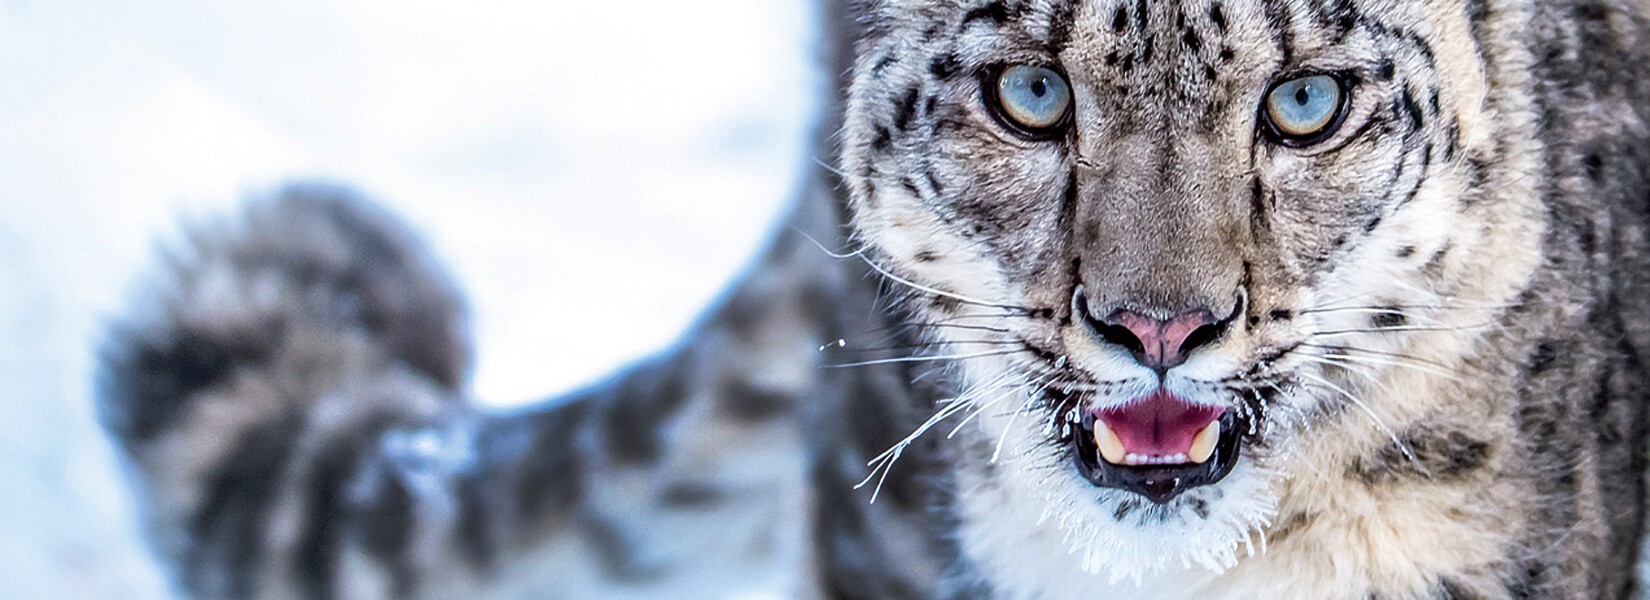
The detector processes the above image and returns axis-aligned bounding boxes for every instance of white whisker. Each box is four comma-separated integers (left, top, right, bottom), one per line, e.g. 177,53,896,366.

1294,370,1420,468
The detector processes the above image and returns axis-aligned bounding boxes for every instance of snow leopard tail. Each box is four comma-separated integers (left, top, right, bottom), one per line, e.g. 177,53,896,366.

94,180,866,599
96,183,474,598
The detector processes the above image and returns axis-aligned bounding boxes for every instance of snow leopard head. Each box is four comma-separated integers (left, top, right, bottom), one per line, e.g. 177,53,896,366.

838,0,1539,581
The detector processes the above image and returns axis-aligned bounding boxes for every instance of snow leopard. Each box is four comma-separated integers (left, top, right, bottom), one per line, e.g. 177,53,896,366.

97,0,1650,598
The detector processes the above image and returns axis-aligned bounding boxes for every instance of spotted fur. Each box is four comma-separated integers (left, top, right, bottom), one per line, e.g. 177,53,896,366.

98,0,1650,598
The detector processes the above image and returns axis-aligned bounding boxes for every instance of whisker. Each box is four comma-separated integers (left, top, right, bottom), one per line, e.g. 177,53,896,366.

798,231,1039,314
823,348,1028,369
1293,371,1421,469
856,368,1027,502
1292,355,1386,389
1309,321,1497,337
993,375,1059,463
1300,346,1463,381
830,339,1028,354
853,322,1017,337
1298,342,1456,371
948,381,1035,438
1295,302,1512,316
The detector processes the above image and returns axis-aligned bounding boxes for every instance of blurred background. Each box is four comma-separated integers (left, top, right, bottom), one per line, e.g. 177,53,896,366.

0,0,816,596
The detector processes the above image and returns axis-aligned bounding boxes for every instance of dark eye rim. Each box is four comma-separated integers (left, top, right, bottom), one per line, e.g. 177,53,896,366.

1259,71,1355,148
978,63,1074,141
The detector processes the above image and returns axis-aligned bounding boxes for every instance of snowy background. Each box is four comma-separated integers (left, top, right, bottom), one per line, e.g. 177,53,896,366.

0,0,815,596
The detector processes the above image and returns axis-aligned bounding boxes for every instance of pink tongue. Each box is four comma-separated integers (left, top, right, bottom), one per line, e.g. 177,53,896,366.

1097,391,1225,457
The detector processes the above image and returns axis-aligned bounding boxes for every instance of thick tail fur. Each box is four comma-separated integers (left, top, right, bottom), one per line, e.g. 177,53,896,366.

97,183,472,598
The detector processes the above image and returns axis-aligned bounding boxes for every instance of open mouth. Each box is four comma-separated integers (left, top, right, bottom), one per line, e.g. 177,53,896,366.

1068,390,1245,504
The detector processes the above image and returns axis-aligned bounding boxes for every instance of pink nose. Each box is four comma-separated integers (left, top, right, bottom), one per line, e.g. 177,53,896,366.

1100,309,1220,370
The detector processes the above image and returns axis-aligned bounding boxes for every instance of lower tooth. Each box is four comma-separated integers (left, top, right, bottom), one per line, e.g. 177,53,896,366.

1189,420,1221,464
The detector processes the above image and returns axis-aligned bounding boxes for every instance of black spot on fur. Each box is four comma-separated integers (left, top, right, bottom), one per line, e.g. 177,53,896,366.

1424,242,1452,273
892,88,920,131
659,481,725,509
1182,28,1201,52
1218,47,1234,63
509,400,590,526
871,54,896,74
1371,308,1407,328
600,357,690,464
1267,511,1314,545
929,54,959,79
923,169,944,197
1045,4,1075,52
930,294,961,314
1396,245,1416,258
913,249,940,263
1529,341,1559,374
1269,309,1293,321
901,177,923,199
1583,152,1604,182
1437,577,1483,599
962,1,1009,26
1112,500,1136,520
582,513,652,580
1351,427,1491,484
453,469,500,573
1187,497,1210,519
1377,59,1395,81
1249,177,1269,229
352,461,418,594
719,378,794,422
1445,122,1462,161
100,323,273,442
188,415,302,598
1364,216,1383,233
1112,6,1129,32
297,412,400,600
1209,3,1226,30
1401,88,1425,131
871,126,892,152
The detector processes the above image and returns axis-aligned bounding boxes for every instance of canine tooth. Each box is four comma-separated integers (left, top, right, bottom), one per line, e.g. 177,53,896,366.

1189,420,1221,464
1095,420,1126,464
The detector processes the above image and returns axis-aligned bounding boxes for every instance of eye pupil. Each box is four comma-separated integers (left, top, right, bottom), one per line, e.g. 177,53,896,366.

1294,88,1309,105
1031,79,1047,97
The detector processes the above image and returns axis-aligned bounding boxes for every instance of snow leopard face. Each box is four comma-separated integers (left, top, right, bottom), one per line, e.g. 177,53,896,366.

841,0,1528,581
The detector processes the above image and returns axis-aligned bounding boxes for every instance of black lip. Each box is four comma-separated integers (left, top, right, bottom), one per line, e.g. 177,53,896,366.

1068,409,1245,504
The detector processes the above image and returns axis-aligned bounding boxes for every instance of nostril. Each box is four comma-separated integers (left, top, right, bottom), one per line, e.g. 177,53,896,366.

1176,318,1226,358
1072,286,1148,361
1093,321,1148,356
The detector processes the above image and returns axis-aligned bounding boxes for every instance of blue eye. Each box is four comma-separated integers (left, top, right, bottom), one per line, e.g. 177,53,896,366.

1263,74,1346,143
992,65,1072,134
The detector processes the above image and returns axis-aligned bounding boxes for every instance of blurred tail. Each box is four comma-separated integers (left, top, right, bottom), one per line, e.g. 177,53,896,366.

96,183,472,598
